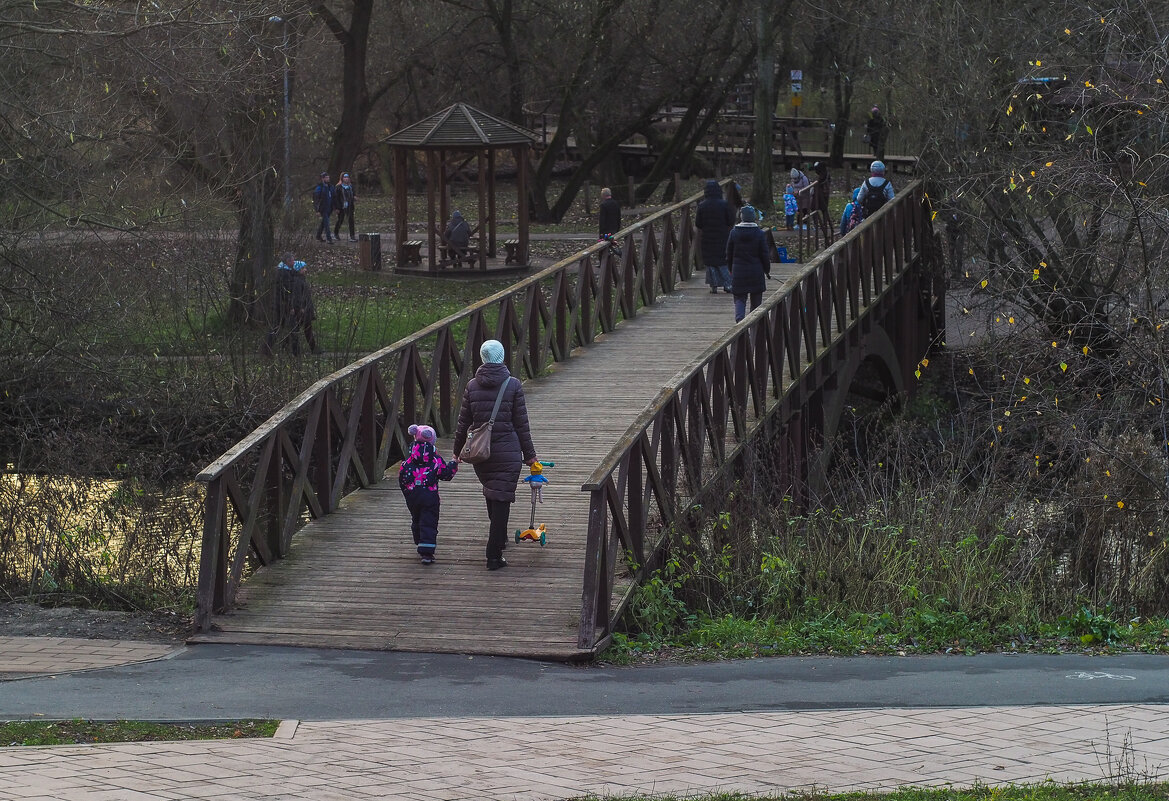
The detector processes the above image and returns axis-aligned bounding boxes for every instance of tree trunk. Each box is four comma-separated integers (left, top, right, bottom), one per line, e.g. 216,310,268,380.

228,168,279,326
322,0,374,175
751,0,776,211
831,68,852,167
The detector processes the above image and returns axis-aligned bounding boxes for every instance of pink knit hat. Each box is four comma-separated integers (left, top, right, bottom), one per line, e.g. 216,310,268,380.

408,424,436,445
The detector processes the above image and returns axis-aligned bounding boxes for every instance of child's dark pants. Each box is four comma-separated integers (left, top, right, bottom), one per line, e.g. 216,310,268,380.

404,488,440,556
485,499,510,562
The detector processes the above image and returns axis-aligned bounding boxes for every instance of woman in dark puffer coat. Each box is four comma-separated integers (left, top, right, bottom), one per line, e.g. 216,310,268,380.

453,339,538,570
726,206,771,322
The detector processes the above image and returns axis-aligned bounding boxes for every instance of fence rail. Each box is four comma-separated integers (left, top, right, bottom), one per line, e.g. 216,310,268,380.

194,179,732,629
576,180,940,649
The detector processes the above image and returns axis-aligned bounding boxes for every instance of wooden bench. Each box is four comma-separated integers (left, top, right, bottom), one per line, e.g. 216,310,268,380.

503,239,521,265
401,241,423,265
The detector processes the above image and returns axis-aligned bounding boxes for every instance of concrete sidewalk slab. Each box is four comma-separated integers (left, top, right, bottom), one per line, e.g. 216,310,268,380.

0,704,1165,800
0,638,178,680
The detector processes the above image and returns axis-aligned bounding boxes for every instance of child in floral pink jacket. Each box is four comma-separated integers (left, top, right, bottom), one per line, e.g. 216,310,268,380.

398,424,458,564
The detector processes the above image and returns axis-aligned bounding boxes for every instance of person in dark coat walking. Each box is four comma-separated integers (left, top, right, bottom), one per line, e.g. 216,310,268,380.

333,172,357,242
453,339,538,571
598,187,621,238
313,172,335,243
694,180,734,293
263,252,319,356
398,424,458,565
726,206,771,322
865,106,887,160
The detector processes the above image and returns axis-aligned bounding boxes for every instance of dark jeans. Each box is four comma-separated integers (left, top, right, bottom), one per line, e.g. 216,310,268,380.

485,498,511,561
264,317,317,356
316,212,333,241
734,291,763,322
334,205,355,239
404,488,440,556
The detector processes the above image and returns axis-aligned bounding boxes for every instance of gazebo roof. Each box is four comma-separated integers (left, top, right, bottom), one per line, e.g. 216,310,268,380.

383,103,538,148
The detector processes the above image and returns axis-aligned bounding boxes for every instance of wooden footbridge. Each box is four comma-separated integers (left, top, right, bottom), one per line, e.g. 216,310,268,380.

192,180,944,660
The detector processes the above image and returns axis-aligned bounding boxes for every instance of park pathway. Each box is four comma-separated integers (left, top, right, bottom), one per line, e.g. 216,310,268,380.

2,704,1165,800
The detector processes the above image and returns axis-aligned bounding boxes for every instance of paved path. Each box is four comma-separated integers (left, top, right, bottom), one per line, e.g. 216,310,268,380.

4,642,1169,719
2,704,1165,800
0,638,177,680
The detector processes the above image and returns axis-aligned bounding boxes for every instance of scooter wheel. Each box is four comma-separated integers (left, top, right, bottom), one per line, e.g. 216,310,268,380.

539,532,546,546
514,530,521,544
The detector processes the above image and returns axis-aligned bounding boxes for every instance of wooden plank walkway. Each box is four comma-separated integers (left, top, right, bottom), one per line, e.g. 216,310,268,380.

192,267,802,659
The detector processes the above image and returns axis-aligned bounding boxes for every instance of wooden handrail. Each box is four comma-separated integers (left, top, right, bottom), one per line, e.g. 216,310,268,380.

575,180,941,650
194,177,734,629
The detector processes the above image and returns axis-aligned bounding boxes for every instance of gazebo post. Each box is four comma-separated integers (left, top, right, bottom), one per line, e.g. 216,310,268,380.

438,149,450,267
477,149,488,271
487,149,497,258
515,145,529,266
426,150,437,273
394,147,408,268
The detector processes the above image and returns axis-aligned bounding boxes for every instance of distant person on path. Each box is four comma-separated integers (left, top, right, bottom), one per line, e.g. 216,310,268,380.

789,167,811,230
453,340,538,571
313,172,335,244
782,184,797,230
264,252,319,356
726,206,771,323
695,180,734,294
856,160,895,220
398,424,458,565
443,210,471,266
865,106,887,160
598,187,621,238
333,172,357,242
812,161,831,230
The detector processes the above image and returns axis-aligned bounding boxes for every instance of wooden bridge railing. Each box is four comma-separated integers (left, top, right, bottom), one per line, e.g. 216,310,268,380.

577,180,941,650
193,179,734,629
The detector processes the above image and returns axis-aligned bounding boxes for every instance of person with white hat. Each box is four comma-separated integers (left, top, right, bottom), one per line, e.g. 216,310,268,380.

453,340,539,570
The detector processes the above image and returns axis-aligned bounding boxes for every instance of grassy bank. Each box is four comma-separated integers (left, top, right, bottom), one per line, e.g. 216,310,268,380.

1,719,278,746
576,787,1168,801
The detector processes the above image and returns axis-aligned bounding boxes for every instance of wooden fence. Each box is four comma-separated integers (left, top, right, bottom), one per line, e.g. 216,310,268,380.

577,180,941,649
194,179,733,629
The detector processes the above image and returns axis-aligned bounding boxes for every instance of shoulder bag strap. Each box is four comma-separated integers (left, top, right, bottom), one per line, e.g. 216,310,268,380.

487,377,514,424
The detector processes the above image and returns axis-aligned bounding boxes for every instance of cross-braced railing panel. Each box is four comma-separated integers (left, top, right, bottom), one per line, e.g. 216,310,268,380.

195,179,734,629
578,181,942,650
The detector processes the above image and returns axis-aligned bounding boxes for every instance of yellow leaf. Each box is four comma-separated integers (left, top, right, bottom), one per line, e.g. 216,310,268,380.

1036,60,1042,66
1065,27,1071,34
969,368,975,375
921,358,929,367
1083,346,1089,355
980,279,988,288
1040,261,1047,267
1023,377,1030,384
1045,162,1053,167
1117,501,1124,509
1008,317,1015,324
1060,362,1068,371
997,425,1002,432
1052,342,1058,347
1004,410,1011,416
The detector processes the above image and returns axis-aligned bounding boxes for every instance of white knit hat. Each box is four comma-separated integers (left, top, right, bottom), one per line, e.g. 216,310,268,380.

480,340,505,364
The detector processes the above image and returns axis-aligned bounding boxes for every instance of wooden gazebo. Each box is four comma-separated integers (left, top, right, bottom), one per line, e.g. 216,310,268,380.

383,103,538,272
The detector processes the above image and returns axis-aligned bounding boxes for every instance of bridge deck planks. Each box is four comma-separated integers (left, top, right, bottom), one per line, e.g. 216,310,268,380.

192,266,802,658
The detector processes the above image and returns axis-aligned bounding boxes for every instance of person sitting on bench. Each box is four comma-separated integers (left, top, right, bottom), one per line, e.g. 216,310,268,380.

443,210,472,267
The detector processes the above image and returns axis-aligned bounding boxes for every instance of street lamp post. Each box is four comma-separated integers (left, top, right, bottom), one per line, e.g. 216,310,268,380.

269,16,292,208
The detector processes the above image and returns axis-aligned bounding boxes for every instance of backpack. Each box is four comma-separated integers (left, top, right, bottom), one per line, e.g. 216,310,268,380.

845,203,863,233
860,179,889,217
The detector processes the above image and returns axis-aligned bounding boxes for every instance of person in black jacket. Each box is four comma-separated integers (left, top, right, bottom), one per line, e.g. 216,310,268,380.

694,180,734,293
312,172,334,243
453,339,539,571
598,187,621,238
725,206,771,322
332,172,357,242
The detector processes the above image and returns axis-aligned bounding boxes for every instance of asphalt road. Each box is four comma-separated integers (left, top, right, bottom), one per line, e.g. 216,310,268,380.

2,646,1167,721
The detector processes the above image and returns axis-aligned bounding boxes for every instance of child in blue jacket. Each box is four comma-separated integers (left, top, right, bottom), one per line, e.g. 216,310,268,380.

399,424,458,564
783,185,797,230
